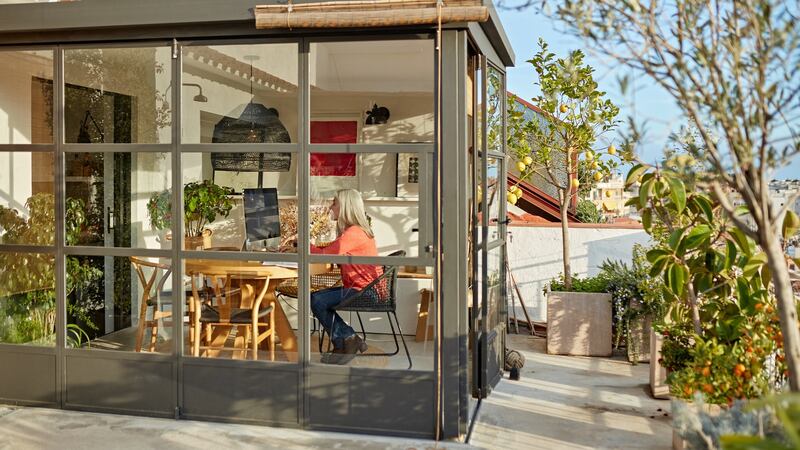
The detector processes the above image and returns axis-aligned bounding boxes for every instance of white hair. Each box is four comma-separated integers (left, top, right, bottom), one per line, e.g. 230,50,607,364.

334,189,374,239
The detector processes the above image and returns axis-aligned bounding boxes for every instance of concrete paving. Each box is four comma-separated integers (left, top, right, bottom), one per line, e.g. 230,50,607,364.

470,334,673,449
0,334,671,450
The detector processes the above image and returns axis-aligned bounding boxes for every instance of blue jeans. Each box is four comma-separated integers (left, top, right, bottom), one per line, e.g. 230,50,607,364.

311,287,358,349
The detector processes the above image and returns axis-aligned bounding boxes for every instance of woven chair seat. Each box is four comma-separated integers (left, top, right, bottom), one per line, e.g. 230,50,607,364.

275,269,343,298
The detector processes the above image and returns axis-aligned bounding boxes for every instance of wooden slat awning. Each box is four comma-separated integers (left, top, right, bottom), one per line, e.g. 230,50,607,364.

255,0,489,29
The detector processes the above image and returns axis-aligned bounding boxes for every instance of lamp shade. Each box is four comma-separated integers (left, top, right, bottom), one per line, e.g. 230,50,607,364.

211,103,291,172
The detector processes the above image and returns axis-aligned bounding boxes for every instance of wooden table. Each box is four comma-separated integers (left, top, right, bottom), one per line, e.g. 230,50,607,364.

184,260,327,355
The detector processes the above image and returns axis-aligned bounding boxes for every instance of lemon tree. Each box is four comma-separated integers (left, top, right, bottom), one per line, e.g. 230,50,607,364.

507,39,622,289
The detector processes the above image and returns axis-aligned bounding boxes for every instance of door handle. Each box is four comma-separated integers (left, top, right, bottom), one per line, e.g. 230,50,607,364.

107,207,115,234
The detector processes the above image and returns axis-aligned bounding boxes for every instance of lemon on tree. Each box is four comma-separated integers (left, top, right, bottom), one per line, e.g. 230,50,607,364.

523,156,533,165
593,172,603,181
591,161,599,170
516,161,527,172
507,192,518,205
607,144,617,156
571,178,580,189
584,151,594,162
559,104,568,113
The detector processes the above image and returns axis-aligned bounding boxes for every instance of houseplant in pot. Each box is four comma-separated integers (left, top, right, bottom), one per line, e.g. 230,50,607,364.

147,180,235,250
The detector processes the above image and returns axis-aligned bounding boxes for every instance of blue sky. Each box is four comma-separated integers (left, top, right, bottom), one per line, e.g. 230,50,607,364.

497,7,800,180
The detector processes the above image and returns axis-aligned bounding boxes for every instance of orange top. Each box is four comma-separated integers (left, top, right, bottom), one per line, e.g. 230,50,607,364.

310,225,382,290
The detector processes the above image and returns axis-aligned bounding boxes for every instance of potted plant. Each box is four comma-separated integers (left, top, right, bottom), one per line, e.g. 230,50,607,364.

147,180,234,250
600,245,666,364
544,274,613,356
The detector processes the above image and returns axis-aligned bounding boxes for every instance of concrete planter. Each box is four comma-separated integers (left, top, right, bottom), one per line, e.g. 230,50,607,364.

650,330,670,399
546,291,612,356
627,315,652,363
671,401,723,450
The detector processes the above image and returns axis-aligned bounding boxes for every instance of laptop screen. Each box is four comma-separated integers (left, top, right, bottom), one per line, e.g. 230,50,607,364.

242,188,281,250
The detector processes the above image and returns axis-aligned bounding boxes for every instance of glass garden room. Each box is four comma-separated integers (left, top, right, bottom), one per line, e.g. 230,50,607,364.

0,0,513,439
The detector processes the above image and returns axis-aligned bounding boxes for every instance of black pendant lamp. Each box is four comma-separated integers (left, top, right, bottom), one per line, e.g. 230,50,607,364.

211,54,291,187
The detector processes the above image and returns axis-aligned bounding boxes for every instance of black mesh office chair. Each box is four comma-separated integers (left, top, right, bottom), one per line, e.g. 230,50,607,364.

326,250,411,369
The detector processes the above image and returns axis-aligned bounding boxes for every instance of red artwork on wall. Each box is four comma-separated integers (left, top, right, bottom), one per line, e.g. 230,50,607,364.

310,121,357,176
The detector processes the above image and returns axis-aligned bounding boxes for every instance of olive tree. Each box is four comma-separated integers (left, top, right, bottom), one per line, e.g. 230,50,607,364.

531,0,800,389
507,39,620,289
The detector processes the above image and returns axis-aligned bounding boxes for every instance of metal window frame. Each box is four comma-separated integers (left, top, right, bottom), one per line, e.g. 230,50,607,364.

0,30,450,437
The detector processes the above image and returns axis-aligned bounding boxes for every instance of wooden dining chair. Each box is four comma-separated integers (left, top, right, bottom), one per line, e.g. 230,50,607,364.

130,256,173,353
189,273,275,361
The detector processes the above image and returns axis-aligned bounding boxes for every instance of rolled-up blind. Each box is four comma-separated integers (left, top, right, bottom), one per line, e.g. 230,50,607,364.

255,0,489,29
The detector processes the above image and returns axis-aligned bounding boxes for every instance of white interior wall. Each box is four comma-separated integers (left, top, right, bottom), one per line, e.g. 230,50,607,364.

0,51,51,224
507,224,651,323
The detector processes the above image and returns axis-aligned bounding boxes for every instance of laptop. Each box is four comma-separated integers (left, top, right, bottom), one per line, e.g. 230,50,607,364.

242,188,281,251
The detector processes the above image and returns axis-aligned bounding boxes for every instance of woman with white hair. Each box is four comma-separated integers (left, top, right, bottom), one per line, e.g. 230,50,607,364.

310,189,381,364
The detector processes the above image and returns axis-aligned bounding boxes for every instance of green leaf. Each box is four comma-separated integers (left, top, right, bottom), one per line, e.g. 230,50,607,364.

720,434,789,450
737,278,754,310
649,257,669,276
646,248,671,263
728,227,752,257
668,263,686,297
668,228,685,250
724,240,737,271
783,210,800,239
638,178,655,208
684,225,712,250
642,208,652,230
693,195,714,222
666,176,686,213
743,253,768,278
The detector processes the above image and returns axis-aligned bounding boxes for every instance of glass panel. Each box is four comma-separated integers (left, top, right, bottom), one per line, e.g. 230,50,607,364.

183,257,298,362
487,67,503,154
64,47,172,144
181,43,298,144
487,245,503,329
0,252,55,346
487,157,502,241
307,261,433,370
309,40,434,144
308,153,421,258
0,152,55,245
0,50,53,144
64,152,171,249
67,255,172,352
182,152,297,253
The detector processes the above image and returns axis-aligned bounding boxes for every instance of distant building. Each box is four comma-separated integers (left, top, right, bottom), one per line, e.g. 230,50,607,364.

587,174,637,221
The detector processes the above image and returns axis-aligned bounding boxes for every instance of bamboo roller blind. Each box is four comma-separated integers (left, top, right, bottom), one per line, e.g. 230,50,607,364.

255,0,489,29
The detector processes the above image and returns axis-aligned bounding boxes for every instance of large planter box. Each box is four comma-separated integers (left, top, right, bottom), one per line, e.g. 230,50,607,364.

546,291,612,356
650,330,670,399
627,315,652,363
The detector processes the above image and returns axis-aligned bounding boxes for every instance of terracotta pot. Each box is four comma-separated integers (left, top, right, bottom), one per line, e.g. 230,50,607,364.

185,229,213,250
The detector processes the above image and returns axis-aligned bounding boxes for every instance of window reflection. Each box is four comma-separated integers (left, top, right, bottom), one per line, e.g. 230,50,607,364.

0,152,55,245
64,47,172,144
64,152,171,249
0,50,53,144
181,43,298,144
0,252,55,346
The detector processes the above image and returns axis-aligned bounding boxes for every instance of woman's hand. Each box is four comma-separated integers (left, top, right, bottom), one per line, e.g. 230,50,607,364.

279,234,297,252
